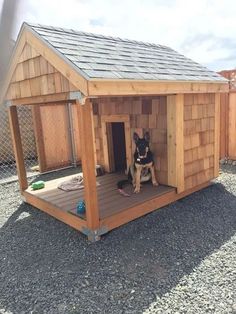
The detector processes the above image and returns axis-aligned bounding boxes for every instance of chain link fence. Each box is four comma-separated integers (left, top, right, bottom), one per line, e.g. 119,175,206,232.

0,103,39,184
0,103,80,186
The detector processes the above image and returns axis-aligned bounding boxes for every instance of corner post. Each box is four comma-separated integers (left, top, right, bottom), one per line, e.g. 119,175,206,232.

8,105,28,192
76,98,100,240
167,94,184,193
214,93,220,177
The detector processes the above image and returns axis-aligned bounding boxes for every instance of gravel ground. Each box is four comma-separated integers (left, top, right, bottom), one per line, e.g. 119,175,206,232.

0,165,236,314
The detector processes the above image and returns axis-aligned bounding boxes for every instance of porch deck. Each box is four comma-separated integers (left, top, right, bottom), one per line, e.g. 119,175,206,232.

24,173,175,220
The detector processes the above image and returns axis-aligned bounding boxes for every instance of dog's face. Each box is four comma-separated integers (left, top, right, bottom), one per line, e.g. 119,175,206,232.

133,132,150,158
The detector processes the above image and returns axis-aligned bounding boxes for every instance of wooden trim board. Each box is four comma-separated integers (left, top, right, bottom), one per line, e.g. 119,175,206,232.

88,80,228,97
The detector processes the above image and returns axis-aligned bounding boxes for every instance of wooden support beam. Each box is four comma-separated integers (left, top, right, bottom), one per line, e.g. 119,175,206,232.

214,93,220,177
167,94,184,193
8,105,28,192
76,98,100,237
88,80,228,97
11,92,76,106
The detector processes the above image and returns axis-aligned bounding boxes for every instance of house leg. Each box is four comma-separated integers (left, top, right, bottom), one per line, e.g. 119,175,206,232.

76,98,100,241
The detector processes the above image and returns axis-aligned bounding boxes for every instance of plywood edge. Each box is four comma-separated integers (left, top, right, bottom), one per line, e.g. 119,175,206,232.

100,181,210,232
23,190,87,232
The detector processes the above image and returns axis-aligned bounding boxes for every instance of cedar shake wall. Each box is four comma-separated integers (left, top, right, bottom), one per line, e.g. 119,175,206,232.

6,43,76,100
184,94,215,190
92,96,168,184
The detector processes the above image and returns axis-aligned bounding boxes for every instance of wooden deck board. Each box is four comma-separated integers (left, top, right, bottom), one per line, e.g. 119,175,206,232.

25,173,175,220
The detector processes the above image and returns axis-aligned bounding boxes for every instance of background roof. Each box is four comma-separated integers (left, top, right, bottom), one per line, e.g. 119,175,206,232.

26,23,226,82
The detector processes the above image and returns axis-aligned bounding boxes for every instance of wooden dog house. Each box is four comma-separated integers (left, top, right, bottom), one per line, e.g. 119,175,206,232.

2,23,228,241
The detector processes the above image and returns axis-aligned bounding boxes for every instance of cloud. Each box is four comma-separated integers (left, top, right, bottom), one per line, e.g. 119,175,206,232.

4,0,236,71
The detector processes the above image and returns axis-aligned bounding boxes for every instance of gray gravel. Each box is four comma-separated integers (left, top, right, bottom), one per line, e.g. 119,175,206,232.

0,165,236,314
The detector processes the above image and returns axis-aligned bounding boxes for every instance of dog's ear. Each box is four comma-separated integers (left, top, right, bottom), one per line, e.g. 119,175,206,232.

133,132,139,143
144,132,150,142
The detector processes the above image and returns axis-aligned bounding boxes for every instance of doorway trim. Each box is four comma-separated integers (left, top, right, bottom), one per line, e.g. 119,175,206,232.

101,115,132,172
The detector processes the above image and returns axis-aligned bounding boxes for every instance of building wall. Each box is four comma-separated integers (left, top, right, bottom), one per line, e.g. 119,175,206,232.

184,94,216,190
6,43,76,100
92,96,168,184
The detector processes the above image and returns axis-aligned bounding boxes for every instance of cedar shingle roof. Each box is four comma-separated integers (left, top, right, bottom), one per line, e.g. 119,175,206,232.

26,23,226,82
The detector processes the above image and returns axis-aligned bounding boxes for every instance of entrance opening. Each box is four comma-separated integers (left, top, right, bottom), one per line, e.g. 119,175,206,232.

107,122,127,172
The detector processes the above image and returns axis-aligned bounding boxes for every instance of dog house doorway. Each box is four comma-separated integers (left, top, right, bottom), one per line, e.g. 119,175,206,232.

110,122,126,171
101,115,132,173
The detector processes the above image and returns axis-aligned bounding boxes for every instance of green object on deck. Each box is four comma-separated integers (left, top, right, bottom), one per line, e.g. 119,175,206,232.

31,181,45,190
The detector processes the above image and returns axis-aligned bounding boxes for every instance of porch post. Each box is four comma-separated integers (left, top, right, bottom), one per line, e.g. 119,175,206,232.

167,94,184,193
76,98,100,240
8,105,28,192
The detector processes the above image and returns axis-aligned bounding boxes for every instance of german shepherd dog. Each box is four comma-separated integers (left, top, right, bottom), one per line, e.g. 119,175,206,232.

117,132,158,195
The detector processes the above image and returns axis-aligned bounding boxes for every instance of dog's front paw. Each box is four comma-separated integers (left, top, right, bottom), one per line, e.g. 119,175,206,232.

134,187,140,193
152,181,159,186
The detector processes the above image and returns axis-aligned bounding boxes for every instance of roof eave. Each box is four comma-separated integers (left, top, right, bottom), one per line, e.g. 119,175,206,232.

87,78,229,97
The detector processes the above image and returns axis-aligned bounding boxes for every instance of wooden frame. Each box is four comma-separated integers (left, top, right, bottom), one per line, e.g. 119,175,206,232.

101,115,132,172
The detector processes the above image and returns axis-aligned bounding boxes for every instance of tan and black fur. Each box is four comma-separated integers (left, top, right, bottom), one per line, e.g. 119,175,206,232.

117,132,158,194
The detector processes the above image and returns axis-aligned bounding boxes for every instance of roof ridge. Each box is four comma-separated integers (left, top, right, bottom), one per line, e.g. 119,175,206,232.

25,22,170,50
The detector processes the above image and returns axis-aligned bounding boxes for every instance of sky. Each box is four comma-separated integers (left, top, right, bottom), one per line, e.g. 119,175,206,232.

1,0,236,71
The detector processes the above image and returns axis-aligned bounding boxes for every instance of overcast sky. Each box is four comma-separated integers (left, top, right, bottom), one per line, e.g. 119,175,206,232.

1,0,236,71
